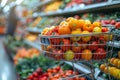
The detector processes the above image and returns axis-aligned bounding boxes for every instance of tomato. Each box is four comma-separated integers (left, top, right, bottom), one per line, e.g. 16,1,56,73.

81,31,91,42
47,68,53,73
36,68,42,74
93,27,102,33
49,32,61,45
93,21,101,28
71,29,81,41
104,20,111,24
81,49,92,60
58,21,71,34
60,39,71,52
55,66,60,71
94,48,106,59
79,41,87,50
88,41,98,51
52,26,59,33
83,21,93,32
98,36,106,48
52,69,57,73
102,27,108,32
28,75,33,79
33,72,39,77
115,22,120,29
72,42,81,53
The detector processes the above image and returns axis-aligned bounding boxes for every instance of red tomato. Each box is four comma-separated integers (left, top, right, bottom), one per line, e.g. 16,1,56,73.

115,22,120,29
102,27,108,32
94,48,106,59
49,32,61,45
33,72,39,77
88,41,98,51
72,42,81,53
98,36,106,48
36,68,42,74
28,75,33,79
60,39,71,52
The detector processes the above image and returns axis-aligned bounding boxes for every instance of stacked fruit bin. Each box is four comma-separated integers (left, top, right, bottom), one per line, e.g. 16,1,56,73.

39,17,114,79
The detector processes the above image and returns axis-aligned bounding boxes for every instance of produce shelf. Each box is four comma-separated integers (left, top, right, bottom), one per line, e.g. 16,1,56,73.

24,39,41,50
38,1,120,17
26,27,43,33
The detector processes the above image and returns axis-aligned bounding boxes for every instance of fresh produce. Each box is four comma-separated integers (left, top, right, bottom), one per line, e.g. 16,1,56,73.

109,58,120,68
41,17,109,60
64,50,74,60
71,29,81,41
72,42,81,53
81,31,91,42
81,49,92,60
115,22,120,29
100,64,120,79
14,48,40,64
93,27,102,33
60,39,71,52
93,48,106,59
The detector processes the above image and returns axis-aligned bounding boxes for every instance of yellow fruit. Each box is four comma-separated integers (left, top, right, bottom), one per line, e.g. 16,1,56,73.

100,64,106,71
93,27,102,33
117,60,120,68
71,29,82,41
113,69,120,78
81,49,92,60
104,34,113,41
109,67,116,76
104,66,110,73
81,31,91,42
110,58,115,63
64,50,74,61
113,59,119,66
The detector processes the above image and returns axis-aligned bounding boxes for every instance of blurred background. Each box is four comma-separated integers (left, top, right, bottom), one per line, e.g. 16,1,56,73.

0,0,120,80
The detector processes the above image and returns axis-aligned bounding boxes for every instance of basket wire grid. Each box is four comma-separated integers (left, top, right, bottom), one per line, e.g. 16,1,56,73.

39,32,114,80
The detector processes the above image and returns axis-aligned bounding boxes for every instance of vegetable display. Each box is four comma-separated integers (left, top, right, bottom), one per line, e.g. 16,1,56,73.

40,17,112,61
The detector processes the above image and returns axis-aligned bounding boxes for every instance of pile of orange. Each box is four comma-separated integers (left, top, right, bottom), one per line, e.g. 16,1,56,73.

41,17,109,61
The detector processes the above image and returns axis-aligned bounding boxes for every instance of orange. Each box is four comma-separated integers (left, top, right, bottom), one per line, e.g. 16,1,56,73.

81,49,92,60
113,59,119,66
110,58,115,63
83,20,94,32
104,66,110,73
93,21,101,28
78,19,85,29
117,60,120,68
58,21,71,35
100,64,106,71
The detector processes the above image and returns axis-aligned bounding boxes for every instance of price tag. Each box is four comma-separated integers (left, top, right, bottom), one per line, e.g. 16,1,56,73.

94,68,101,79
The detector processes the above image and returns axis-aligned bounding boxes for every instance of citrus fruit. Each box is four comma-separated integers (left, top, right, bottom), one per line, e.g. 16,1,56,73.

64,50,74,60
100,64,106,71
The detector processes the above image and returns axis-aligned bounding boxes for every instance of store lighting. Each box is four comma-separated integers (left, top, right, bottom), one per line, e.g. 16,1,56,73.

15,0,24,5
0,0,8,7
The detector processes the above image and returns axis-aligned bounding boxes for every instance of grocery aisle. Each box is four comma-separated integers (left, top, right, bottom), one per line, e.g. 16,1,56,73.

0,38,17,80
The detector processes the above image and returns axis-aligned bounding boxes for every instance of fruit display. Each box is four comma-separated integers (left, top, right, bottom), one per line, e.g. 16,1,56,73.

14,48,40,64
16,55,78,80
45,1,62,13
25,33,38,42
29,17,64,28
100,64,120,79
108,58,120,68
27,66,86,80
40,17,112,61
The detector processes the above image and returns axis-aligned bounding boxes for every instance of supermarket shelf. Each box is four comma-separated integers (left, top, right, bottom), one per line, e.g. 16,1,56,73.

107,41,120,48
38,1,120,17
35,0,53,8
26,27,43,33
24,39,41,50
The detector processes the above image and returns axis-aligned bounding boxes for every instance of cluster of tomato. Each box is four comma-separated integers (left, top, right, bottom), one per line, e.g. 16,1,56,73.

27,66,87,80
41,17,111,61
